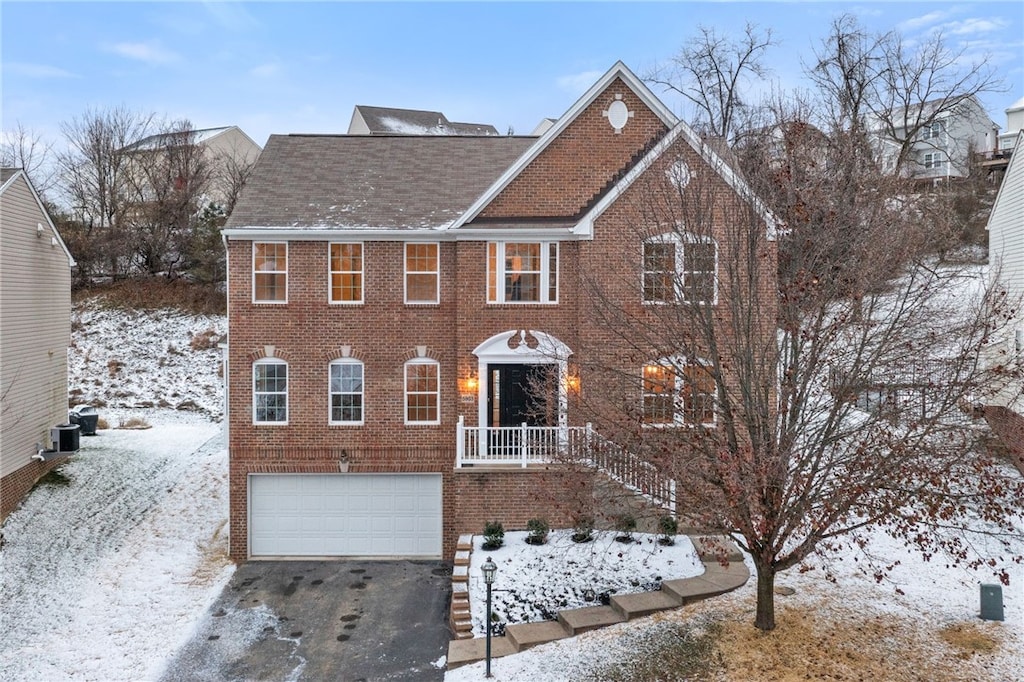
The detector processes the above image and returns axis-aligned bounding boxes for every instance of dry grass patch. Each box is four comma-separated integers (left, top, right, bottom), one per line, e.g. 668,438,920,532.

710,604,1005,681
191,519,230,586
116,416,151,430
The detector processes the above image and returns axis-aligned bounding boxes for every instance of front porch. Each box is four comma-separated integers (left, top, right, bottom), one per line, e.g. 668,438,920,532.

454,417,678,513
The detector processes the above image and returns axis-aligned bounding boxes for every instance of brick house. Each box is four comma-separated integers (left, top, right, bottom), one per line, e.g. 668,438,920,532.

222,62,778,561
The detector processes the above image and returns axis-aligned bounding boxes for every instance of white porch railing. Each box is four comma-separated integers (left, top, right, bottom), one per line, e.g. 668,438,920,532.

455,416,677,512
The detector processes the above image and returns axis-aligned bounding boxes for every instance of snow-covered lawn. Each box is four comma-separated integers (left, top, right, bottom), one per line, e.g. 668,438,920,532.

467,530,703,636
0,412,233,681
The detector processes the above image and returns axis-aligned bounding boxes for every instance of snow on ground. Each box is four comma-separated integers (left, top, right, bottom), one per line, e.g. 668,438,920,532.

0,414,233,681
69,301,226,419
446,517,1024,682
468,530,702,636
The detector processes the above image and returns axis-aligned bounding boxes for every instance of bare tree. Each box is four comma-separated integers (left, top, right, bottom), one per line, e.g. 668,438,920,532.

0,122,57,198
56,107,155,279
574,137,1022,632
647,23,776,143
806,14,1000,175
122,119,213,276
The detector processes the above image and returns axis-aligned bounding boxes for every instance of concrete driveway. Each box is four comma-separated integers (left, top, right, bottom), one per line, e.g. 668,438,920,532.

160,560,452,682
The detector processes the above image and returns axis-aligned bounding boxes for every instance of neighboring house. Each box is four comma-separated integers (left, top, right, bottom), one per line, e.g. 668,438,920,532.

348,105,499,136
984,131,1024,469
222,62,777,562
997,97,1024,152
871,95,1000,180
0,168,76,521
123,126,262,208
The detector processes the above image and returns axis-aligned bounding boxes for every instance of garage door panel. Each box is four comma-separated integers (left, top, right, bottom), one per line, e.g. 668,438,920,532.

249,474,442,558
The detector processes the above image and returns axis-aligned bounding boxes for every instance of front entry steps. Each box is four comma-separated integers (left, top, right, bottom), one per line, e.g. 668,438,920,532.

446,535,749,669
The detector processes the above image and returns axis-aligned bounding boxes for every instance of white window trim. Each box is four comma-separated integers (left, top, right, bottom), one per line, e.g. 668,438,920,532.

329,359,365,426
487,242,559,304
641,357,716,428
404,242,440,305
404,358,440,425
328,242,364,305
252,241,288,304
922,152,946,169
253,358,288,425
641,232,718,305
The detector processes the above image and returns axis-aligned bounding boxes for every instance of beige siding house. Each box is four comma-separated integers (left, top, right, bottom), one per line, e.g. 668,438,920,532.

1,168,76,520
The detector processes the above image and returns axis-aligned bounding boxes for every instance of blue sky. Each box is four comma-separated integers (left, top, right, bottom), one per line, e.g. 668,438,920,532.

2,1,1023,149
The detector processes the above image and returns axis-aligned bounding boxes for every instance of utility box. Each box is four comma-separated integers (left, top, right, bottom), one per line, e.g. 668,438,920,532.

980,584,1004,621
50,424,80,454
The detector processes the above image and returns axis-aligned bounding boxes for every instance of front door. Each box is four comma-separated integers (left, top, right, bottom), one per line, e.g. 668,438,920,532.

487,363,556,427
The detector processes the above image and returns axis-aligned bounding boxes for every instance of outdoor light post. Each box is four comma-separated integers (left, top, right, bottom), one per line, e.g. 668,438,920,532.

481,556,497,679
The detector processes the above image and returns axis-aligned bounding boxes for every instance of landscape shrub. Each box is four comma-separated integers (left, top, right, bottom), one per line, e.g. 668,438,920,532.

482,520,504,550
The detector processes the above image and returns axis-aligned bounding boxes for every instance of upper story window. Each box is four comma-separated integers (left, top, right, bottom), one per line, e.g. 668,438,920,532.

329,359,364,424
405,359,440,425
487,242,558,304
330,243,363,304
254,359,288,424
253,242,287,303
642,358,715,427
920,121,943,141
405,243,439,304
923,152,946,169
642,234,716,304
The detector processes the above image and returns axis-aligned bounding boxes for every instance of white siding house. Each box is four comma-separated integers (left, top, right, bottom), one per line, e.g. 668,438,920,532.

0,168,76,520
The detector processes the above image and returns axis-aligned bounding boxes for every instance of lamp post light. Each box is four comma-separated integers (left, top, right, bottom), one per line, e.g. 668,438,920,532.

481,556,497,678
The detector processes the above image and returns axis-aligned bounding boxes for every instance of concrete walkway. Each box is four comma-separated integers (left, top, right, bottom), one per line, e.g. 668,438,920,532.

447,536,749,669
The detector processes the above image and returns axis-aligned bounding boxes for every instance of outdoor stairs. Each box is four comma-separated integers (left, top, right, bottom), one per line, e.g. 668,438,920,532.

449,535,475,640
446,535,749,669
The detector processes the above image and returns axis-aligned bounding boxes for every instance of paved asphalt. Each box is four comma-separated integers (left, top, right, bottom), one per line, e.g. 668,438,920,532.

160,560,452,682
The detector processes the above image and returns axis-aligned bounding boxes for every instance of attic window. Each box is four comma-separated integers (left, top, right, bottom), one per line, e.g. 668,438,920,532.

604,94,633,134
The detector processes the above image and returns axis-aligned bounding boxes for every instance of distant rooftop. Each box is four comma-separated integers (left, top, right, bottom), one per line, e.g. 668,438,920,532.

348,105,499,136
123,126,239,152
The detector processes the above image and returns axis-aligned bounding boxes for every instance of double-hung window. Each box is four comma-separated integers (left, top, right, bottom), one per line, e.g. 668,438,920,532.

920,121,943,141
254,359,288,424
642,358,715,426
253,242,287,303
330,243,363,303
405,359,440,425
923,152,946,169
642,234,716,304
405,243,439,304
487,242,558,304
329,360,364,424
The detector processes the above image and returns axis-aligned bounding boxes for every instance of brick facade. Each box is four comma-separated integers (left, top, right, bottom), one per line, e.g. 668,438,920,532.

1,456,69,521
224,63,777,562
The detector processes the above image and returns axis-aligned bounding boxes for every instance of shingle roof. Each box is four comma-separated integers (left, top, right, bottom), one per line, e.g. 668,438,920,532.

352,105,499,136
123,126,235,151
225,135,534,230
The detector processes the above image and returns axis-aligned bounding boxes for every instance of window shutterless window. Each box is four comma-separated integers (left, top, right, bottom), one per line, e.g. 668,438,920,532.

405,359,439,424
253,242,287,303
329,360,364,424
923,152,945,169
487,242,558,303
641,359,715,426
405,243,439,304
254,359,287,424
330,243,363,303
642,235,716,304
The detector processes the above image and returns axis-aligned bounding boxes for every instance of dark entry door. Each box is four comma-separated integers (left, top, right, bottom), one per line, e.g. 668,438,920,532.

487,363,556,427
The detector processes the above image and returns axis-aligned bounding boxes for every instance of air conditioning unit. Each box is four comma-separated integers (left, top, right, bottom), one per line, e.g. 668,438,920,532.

50,424,81,453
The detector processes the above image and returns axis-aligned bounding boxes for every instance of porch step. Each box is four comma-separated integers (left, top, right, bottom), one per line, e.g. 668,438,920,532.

453,618,473,633
456,534,474,552
452,565,469,583
454,550,471,566
452,630,475,641
557,605,625,635
505,620,570,651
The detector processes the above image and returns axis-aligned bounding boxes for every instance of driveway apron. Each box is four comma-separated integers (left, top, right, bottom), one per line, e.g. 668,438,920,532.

160,560,451,681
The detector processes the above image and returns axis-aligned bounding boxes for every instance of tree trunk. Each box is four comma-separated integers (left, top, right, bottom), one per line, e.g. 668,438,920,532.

754,562,777,631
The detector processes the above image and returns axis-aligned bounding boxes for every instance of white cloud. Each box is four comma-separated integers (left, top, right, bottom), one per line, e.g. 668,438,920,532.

249,62,282,79
3,62,76,78
943,17,1009,36
103,41,180,65
557,70,604,95
899,8,960,32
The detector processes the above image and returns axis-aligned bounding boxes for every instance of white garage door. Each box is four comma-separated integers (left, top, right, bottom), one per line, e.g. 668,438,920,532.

249,474,442,558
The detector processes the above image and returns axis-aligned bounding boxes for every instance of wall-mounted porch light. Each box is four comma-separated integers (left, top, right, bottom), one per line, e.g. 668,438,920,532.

461,370,479,394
